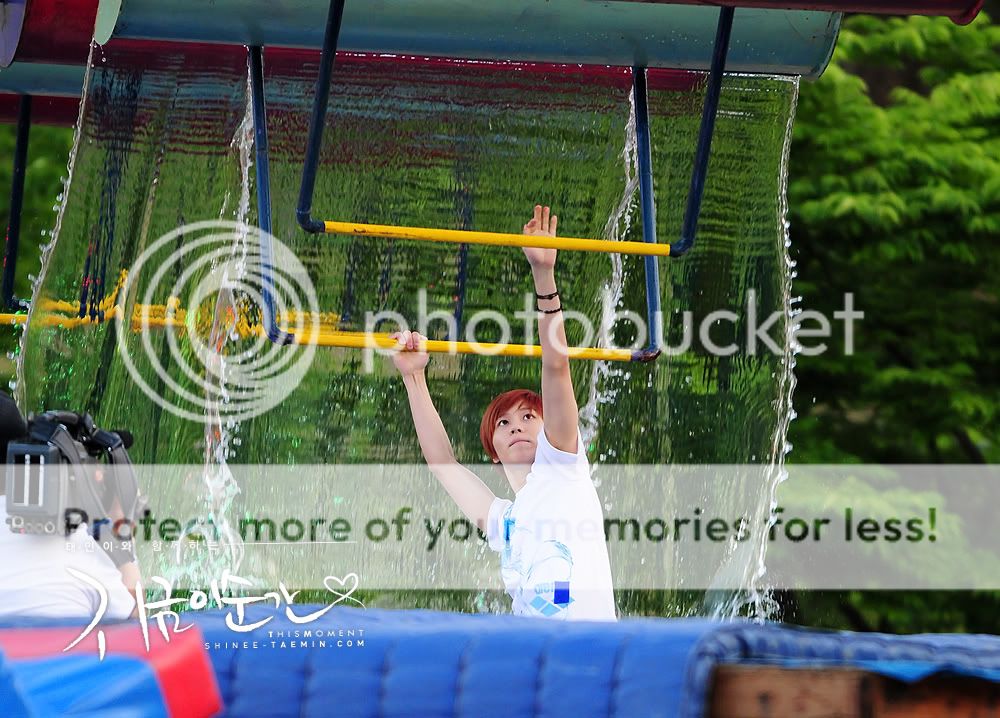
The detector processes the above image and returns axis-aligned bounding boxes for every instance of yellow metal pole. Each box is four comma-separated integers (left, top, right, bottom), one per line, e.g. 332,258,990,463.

0,308,122,328
289,328,647,362
324,221,672,257
4,312,659,362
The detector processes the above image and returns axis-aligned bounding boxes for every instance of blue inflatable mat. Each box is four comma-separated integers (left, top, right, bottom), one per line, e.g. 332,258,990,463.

4,608,1000,717
184,606,1000,718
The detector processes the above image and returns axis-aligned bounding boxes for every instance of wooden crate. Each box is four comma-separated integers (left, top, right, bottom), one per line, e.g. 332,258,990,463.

710,665,1000,718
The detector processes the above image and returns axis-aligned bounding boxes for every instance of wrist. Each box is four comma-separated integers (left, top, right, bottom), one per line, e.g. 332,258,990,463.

531,267,557,293
401,369,426,386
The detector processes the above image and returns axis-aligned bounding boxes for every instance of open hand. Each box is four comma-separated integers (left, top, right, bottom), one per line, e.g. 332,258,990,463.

522,204,558,270
389,330,430,376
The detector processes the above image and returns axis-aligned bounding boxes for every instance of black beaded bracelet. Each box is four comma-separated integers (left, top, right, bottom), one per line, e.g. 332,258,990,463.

539,305,563,314
535,290,559,300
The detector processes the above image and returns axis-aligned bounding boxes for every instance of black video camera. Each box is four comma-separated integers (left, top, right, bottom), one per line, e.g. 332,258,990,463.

4,410,144,567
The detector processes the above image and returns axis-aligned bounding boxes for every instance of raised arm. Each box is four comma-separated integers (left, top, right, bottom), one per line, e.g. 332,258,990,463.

522,205,580,453
390,330,497,529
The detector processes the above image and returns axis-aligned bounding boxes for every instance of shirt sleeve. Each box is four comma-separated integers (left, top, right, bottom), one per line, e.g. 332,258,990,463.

103,570,136,620
486,496,513,553
78,531,136,620
532,426,589,476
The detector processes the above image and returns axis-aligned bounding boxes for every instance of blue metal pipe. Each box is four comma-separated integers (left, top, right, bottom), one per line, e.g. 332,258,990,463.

296,0,347,234
3,95,31,310
249,46,292,345
452,242,469,342
451,162,474,342
99,1,839,78
631,67,663,355
672,6,735,258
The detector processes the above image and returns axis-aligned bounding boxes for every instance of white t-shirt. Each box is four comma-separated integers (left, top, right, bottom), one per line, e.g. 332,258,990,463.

0,496,135,621
487,426,617,621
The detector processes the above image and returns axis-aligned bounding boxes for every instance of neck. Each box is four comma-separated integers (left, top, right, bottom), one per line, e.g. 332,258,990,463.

503,463,531,493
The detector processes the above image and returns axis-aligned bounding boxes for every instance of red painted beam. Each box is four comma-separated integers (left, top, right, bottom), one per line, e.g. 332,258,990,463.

0,94,78,125
0,41,702,130
14,0,100,64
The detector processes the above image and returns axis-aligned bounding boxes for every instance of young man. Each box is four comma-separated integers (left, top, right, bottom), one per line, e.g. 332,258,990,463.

390,205,616,621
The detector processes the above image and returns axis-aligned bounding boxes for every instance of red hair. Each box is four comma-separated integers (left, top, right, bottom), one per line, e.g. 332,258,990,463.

479,389,543,462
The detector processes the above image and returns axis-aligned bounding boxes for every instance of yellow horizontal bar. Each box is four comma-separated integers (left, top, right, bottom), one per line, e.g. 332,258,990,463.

36,269,130,315
285,329,650,362
324,221,671,257
0,308,121,328
1,309,342,333
4,312,656,362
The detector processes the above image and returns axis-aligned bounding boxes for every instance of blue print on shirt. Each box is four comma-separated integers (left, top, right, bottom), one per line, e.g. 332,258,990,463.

500,518,574,618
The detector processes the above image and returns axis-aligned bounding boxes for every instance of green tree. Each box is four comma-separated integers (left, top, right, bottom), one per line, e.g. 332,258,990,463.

0,122,73,382
788,13,1000,465
785,13,1000,633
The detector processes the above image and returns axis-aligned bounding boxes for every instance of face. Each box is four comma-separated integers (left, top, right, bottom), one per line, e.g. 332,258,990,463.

491,403,543,467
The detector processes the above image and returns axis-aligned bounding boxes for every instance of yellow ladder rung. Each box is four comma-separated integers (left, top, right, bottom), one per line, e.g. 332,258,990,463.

283,328,658,362
0,309,121,328
4,313,660,362
324,221,672,257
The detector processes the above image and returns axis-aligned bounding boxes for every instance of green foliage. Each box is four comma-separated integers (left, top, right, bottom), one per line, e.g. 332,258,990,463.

0,124,73,300
788,13,1000,465
786,13,1000,633
0,122,73,381
779,590,1000,634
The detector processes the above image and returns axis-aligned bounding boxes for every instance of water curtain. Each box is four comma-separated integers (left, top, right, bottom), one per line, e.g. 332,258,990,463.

18,42,798,616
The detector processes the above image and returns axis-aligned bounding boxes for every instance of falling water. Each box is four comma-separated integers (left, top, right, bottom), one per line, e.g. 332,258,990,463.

579,85,641,453
13,47,95,401
171,85,260,586
705,76,801,620
18,44,799,618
